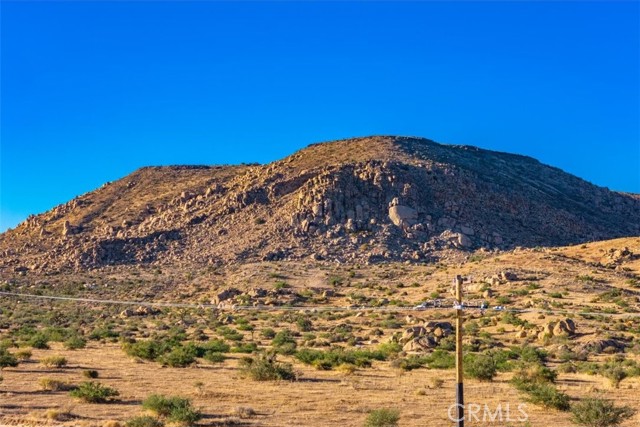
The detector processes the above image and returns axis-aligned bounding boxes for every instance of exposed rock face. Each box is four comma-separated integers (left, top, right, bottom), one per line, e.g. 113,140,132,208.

400,321,453,352
1,136,639,272
537,318,576,341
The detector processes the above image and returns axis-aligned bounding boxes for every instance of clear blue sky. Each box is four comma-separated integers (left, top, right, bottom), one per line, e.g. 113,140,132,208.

1,1,639,232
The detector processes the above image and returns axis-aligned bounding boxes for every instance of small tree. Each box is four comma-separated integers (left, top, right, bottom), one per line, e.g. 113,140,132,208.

571,396,635,427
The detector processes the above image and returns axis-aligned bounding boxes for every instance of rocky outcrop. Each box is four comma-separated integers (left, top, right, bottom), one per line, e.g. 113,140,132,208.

1,136,639,272
537,318,576,341
400,321,453,352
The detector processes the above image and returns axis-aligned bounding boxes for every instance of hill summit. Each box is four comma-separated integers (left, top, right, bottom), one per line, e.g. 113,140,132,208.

2,135,639,272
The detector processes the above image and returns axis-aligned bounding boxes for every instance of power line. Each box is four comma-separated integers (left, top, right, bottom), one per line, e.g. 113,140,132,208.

0,291,637,318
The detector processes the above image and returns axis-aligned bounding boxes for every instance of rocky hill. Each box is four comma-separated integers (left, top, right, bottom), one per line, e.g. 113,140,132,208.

1,136,639,273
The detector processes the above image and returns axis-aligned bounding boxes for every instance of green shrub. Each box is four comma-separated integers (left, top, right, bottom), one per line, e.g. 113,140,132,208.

513,364,558,385
295,347,387,370
83,369,99,379
28,333,50,349
424,349,455,370
391,356,428,371
571,396,636,427
364,408,400,427
123,340,165,361
297,318,313,332
203,352,226,363
512,375,570,411
602,366,627,388
64,336,87,350
159,347,196,368
126,416,164,427
216,326,243,341
239,354,296,381
231,342,258,354
0,349,18,369
464,354,497,381
41,356,67,368
261,328,276,339
69,381,119,403
200,339,230,354
142,394,202,424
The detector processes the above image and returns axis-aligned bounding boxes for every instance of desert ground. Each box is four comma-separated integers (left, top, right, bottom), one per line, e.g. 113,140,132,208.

1,237,639,426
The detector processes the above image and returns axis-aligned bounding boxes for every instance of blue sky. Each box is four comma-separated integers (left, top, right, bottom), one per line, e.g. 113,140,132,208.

1,1,639,232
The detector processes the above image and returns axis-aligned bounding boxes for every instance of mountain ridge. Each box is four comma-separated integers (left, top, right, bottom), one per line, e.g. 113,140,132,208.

1,135,639,273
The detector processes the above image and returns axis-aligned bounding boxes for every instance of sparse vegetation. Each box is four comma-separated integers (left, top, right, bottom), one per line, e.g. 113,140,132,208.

364,408,400,427
239,354,296,381
571,396,636,427
142,394,202,424
41,356,68,368
69,381,119,403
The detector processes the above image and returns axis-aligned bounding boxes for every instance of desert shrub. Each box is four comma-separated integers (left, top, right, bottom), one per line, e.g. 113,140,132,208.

431,378,445,388
514,344,548,364
512,374,570,411
296,318,313,332
261,328,276,339
216,326,243,341
64,336,87,350
230,342,258,354
126,416,164,427
142,394,201,424
203,352,226,363
364,408,400,427
295,347,387,370
0,348,18,369
14,349,32,361
200,339,230,354
391,356,428,371
232,406,256,419
39,377,74,391
28,333,50,349
44,408,75,421
83,369,99,379
602,365,627,388
272,329,297,354
41,356,67,368
69,381,119,403
159,347,196,368
571,396,636,427
239,354,296,381
424,349,455,370
123,339,165,361
464,353,497,381
88,326,119,341
513,364,558,385
376,341,402,357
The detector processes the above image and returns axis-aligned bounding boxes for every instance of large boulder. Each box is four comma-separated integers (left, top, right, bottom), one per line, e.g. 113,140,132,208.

388,205,418,227
211,287,242,305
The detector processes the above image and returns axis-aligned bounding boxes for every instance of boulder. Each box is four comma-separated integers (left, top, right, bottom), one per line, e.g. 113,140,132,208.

401,326,426,342
388,205,418,227
457,233,472,247
212,287,241,305
515,330,527,339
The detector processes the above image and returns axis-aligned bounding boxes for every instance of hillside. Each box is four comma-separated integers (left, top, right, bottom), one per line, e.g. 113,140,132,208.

1,135,639,273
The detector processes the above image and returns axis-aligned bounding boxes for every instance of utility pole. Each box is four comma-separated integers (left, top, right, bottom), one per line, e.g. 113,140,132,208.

455,275,464,427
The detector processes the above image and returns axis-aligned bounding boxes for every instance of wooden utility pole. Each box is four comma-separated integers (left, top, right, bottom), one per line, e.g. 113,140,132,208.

455,275,464,427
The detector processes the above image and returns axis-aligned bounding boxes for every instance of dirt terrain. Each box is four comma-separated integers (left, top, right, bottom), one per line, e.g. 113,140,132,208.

1,237,639,426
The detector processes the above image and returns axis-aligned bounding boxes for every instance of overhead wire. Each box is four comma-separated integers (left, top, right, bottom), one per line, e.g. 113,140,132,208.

0,291,637,318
